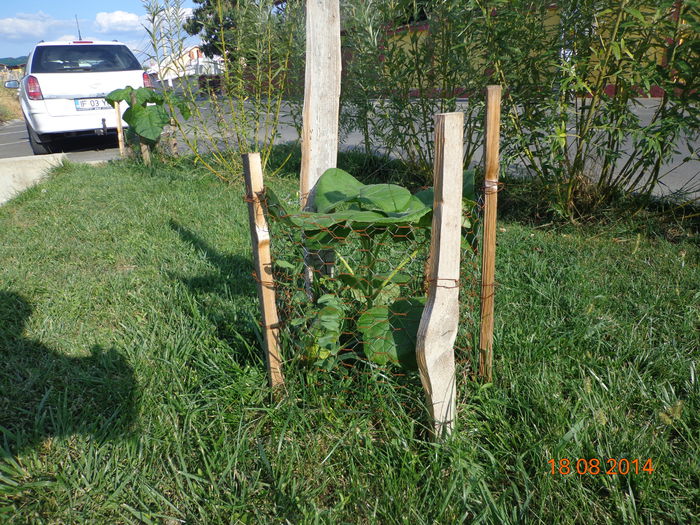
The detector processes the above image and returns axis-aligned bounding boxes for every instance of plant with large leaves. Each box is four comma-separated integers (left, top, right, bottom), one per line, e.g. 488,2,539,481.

266,167,477,370
105,86,191,150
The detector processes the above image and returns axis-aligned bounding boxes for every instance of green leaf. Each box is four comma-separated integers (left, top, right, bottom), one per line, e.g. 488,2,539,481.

357,298,426,369
611,42,621,61
371,272,411,305
133,87,163,106
287,212,346,231
315,168,364,213
287,206,430,232
329,209,387,223
123,104,170,142
387,193,431,216
171,96,191,120
463,169,476,202
105,86,134,107
414,188,434,207
624,7,647,25
462,198,477,214
304,294,345,361
357,184,412,213
336,273,368,303
303,228,342,250
372,272,411,286
275,259,296,270
264,188,296,226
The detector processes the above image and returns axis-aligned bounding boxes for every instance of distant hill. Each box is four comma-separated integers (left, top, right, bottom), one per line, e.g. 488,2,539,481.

0,56,28,67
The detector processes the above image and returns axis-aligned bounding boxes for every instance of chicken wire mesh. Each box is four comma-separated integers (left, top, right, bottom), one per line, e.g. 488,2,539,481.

253,167,483,377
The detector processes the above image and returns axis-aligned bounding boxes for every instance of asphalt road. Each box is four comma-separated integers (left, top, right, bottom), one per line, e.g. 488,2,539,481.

0,119,121,163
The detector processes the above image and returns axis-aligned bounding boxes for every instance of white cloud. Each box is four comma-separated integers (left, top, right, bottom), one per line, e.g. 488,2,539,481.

0,11,63,40
95,11,144,33
148,7,194,32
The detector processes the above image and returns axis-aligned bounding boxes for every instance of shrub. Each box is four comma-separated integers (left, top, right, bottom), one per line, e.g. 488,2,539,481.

342,0,699,218
145,0,304,182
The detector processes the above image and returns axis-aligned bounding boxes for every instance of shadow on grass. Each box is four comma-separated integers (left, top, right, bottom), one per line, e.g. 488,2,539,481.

0,291,136,456
496,172,700,236
169,219,256,298
168,220,264,367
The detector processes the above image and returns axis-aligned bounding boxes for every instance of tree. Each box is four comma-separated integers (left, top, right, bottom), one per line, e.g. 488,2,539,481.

184,0,294,58
183,0,239,57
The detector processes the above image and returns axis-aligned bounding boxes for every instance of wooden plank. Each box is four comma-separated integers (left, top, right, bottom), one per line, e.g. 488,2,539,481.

115,101,126,157
242,152,285,391
299,0,341,210
478,85,502,383
416,112,464,438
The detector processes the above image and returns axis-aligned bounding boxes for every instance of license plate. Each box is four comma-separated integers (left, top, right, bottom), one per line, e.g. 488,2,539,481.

74,98,111,111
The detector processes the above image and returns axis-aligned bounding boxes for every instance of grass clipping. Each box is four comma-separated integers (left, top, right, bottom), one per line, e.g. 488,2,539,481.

0,87,22,123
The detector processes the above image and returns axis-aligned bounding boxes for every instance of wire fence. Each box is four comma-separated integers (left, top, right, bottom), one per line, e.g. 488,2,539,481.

258,178,483,378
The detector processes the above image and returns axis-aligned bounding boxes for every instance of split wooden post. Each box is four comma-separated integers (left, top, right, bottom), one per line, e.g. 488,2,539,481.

114,101,126,157
242,152,285,391
299,0,341,286
478,85,502,383
299,0,341,210
417,112,464,438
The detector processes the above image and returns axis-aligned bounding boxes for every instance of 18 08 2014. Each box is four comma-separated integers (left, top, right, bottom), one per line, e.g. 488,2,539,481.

548,458,654,475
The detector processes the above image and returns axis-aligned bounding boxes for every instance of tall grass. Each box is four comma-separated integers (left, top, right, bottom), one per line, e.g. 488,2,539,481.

0,87,21,123
0,158,697,523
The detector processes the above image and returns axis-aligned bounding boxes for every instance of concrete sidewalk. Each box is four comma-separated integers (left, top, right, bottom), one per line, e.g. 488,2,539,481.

0,153,66,205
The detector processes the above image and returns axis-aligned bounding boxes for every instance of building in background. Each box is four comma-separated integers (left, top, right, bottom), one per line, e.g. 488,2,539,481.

0,57,27,83
147,45,223,90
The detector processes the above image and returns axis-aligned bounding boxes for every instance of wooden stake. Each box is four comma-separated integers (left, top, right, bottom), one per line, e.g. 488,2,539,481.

130,92,151,166
478,85,502,383
115,101,126,157
299,0,341,210
416,112,464,438
169,118,178,157
242,152,285,391
140,141,151,166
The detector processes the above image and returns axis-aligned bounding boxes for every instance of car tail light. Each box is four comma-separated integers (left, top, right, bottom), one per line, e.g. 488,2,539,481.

143,71,153,89
26,76,43,100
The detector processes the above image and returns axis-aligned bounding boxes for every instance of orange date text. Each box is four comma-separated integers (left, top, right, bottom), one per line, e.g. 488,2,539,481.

548,458,654,475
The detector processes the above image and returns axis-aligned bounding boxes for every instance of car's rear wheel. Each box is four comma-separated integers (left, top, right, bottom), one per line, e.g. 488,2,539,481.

26,122,52,155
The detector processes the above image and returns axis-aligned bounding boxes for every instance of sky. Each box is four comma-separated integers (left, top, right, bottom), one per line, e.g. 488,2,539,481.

0,0,198,62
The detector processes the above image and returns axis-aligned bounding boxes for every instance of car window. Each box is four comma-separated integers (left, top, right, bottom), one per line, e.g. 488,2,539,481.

31,45,141,74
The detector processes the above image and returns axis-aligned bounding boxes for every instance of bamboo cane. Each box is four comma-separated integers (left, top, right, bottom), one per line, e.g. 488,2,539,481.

478,85,502,382
114,101,125,157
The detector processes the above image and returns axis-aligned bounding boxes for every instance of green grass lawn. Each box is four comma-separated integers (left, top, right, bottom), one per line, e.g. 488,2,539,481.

0,158,698,523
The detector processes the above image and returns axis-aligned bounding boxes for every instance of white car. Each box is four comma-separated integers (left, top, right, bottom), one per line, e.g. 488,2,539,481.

4,40,151,155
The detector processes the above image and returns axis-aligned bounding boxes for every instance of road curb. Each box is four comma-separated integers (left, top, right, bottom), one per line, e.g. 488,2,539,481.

0,153,67,205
